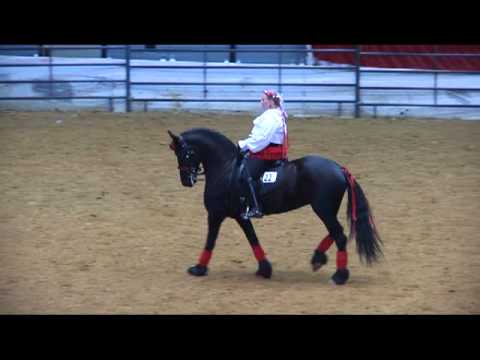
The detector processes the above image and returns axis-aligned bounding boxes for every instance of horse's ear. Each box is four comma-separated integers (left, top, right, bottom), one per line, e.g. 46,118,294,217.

167,130,179,151
168,130,178,141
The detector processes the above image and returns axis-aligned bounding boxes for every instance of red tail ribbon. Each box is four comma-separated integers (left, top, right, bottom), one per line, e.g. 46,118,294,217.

342,167,357,222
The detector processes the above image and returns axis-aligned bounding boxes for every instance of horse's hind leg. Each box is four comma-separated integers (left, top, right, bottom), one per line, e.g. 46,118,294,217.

311,203,350,285
311,234,333,271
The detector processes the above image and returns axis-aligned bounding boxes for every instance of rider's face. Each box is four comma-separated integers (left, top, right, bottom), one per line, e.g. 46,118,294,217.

260,94,274,110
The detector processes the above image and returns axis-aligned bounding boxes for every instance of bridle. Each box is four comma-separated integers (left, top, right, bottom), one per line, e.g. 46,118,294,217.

169,132,244,194
170,137,205,185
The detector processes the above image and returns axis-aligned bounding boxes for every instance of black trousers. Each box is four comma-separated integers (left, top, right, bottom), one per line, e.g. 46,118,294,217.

240,157,276,211
243,157,276,182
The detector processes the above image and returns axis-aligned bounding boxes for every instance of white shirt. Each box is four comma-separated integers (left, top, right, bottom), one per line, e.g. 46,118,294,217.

238,108,287,153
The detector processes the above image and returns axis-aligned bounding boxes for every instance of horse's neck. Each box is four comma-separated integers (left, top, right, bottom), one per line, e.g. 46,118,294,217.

186,131,236,187
201,148,236,192
192,135,233,171
203,153,235,183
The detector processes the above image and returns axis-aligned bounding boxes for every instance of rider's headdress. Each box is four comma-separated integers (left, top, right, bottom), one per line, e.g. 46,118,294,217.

263,89,288,120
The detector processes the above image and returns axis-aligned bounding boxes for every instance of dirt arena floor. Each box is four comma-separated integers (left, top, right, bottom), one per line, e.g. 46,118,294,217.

0,110,479,314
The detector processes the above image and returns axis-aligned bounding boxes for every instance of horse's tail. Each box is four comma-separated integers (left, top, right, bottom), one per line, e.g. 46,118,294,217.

342,167,383,265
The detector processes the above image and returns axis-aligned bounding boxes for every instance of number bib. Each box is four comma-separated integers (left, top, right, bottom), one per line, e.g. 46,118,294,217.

261,172,278,183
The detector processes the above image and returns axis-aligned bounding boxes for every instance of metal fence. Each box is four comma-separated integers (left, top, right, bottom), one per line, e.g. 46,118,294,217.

0,45,128,111
1,45,480,117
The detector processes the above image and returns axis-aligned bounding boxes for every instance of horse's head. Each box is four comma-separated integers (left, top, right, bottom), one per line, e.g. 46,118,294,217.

168,130,203,187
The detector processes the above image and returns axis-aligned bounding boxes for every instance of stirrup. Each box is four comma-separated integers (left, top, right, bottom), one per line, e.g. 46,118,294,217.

241,207,264,220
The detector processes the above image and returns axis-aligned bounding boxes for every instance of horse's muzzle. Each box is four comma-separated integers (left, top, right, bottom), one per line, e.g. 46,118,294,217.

180,172,197,187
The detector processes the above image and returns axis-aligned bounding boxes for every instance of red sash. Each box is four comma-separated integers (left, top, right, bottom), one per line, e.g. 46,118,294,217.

249,144,286,160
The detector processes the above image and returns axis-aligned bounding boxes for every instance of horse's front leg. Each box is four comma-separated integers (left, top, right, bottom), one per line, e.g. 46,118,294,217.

188,213,225,277
235,217,272,279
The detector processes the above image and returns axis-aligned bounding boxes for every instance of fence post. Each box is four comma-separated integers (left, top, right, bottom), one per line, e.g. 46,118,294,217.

39,45,50,57
278,49,282,93
126,45,131,112
229,45,236,63
48,50,53,98
203,47,207,99
354,45,361,118
433,48,438,106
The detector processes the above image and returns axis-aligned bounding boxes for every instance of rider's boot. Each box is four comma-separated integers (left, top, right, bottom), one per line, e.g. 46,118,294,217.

241,176,263,220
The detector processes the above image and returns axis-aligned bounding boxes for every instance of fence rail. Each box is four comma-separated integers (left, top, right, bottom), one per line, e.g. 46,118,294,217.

1,45,480,117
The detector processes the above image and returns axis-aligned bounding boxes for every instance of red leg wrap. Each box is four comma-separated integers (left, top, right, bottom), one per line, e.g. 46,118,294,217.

252,245,266,262
198,249,212,266
317,235,334,253
336,251,348,269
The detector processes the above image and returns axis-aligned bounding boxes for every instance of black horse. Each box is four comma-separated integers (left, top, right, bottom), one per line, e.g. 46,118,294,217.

168,127,382,285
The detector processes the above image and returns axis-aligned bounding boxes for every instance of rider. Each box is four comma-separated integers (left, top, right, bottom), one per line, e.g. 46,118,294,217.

237,89,289,219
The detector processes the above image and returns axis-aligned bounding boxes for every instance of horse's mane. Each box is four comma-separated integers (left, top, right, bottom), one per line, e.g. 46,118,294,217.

181,128,236,153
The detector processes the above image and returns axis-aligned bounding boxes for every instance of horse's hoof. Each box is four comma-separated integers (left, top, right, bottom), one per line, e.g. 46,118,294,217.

188,264,208,277
331,268,349,285
311,250,328,272
256,259,272,279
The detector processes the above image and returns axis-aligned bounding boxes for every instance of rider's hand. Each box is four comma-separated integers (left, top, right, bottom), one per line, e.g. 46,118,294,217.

237,145,249,160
